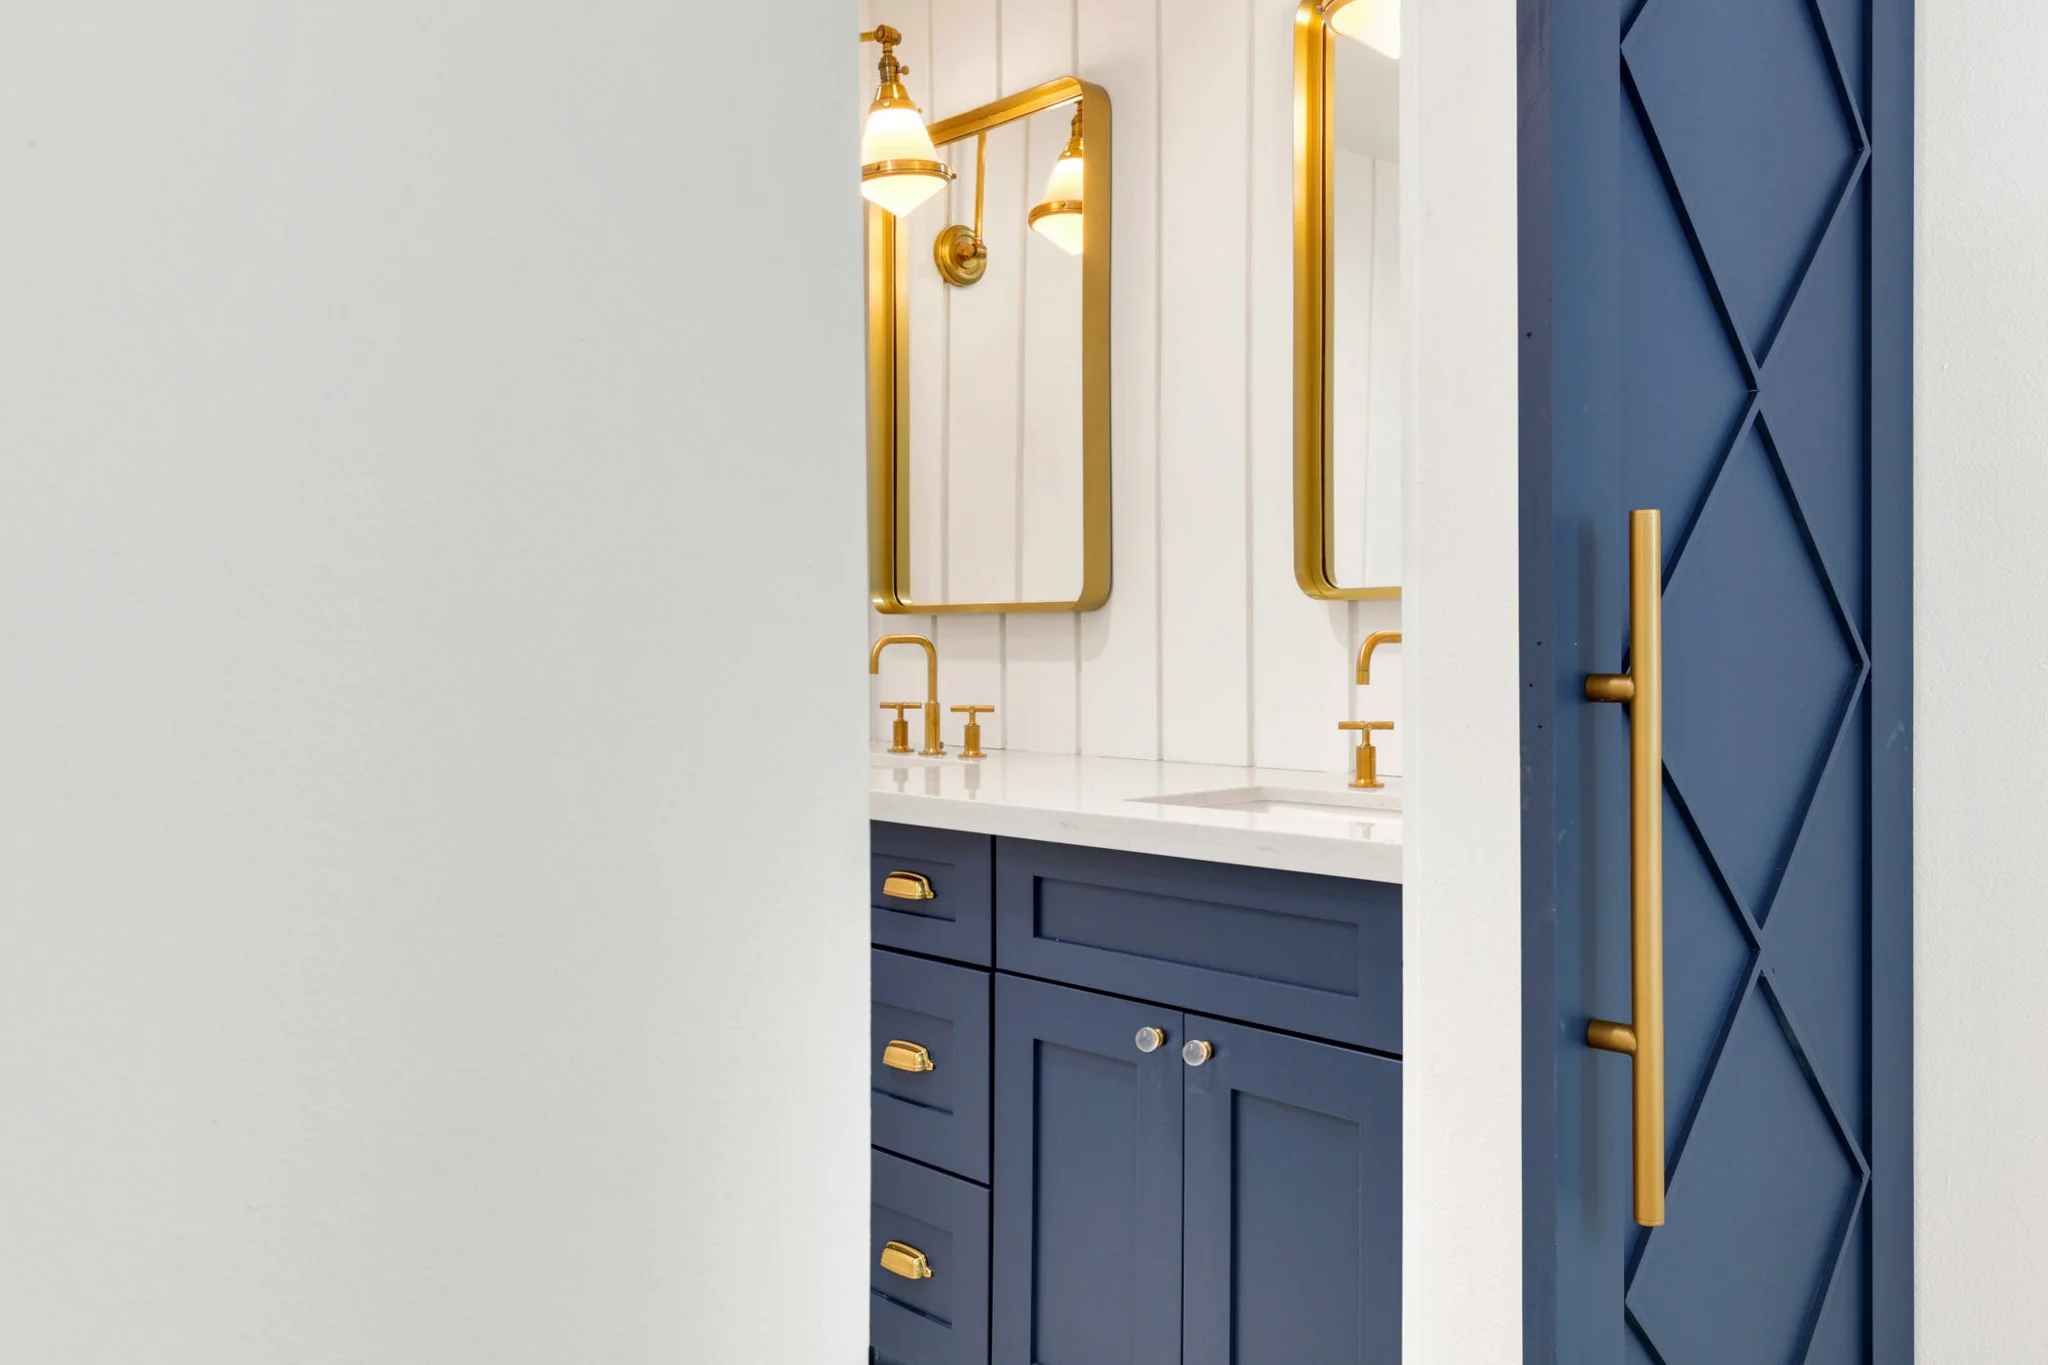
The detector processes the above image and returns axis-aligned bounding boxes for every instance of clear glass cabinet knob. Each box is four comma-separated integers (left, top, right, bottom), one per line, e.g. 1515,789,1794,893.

1134,1026,1168,1054
1182,1039,1213,1067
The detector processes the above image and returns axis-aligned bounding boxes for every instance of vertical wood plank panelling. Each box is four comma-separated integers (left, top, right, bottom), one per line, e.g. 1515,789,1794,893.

928,0,1008,750
862,0,1398,774
1001,2,1085,754
1157,0,1253,767
1075,0,1163,760
1248,0,1354,774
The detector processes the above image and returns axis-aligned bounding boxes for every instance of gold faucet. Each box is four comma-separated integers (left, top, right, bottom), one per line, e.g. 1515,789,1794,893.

1339,631,1401,788
870,634,945,756
1355,630,1401,684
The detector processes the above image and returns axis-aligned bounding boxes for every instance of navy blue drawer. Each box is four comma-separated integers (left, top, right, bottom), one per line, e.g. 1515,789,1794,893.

872,1148,990,1365
994,838,1401,1053
872,823,994,967
872,948,991,1184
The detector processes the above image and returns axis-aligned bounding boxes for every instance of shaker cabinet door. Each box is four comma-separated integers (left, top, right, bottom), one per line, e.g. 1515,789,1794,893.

990,974,1182,1365
1181,1016,1402,1365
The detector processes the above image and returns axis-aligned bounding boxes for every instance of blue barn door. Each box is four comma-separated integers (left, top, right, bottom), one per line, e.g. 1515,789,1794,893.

1520,0,1913,1362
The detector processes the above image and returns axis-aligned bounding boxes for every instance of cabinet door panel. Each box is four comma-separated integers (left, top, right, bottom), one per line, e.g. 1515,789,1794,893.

1182,1016,1401,1364
992,974,1182,1365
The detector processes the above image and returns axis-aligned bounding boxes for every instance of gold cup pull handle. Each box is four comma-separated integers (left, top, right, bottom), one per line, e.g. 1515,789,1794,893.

880,1240,933,1280
882,871,935,901
882,1040,934,1073
1585,508,1667,1229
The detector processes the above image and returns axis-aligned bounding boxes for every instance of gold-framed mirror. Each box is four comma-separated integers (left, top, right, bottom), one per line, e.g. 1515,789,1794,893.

1294,0,1402,601
867,77,1113,614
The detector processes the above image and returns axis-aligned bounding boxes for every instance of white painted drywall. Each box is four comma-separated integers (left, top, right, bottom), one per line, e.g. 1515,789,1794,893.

1916,2,2048,1357
865,0,1406,776
1399,0,1523,1358
0,3,868,1362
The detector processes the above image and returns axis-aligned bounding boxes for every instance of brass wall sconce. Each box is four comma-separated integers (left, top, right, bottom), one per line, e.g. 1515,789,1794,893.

867,74,1114,614
859,26,952,218
861,26,1094,288
1324,0,1400,59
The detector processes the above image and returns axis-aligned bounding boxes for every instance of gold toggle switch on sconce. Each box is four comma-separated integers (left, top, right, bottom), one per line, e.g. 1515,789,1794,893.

859,26,954,217
951,704,995,759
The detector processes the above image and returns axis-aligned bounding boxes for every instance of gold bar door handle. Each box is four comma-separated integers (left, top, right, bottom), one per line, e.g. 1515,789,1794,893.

1585,508,1667,1229
882,871,935,901
880,1240,933,1280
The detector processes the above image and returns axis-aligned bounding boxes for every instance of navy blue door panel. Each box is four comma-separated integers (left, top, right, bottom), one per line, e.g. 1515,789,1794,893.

873,822,995,966
872,1148,991,1365
872,948,992,1184
1520,0,1911,1358
991,974,1182,1365
994,838,1400,1053
1182,1016,1401,1365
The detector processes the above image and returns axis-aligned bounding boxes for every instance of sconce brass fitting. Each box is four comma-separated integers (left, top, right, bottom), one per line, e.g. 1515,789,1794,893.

934,132,990,287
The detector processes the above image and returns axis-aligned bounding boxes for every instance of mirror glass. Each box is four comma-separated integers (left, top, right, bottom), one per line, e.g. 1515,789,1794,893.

1329,30,1403,590
867,83,1108,615
899,105,1084,607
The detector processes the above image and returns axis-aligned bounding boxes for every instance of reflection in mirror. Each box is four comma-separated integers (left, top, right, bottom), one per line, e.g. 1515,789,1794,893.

905,104,1082,606
1331,35,1402,590
867,81,1111,615
1295,1,1402,600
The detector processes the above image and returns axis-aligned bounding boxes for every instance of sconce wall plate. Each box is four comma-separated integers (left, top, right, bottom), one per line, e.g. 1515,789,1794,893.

868,76,1113,615
1293,1,1400,602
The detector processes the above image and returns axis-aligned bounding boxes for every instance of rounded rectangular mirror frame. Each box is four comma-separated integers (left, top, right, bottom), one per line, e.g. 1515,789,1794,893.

867,77,1114,615
1293,2,1401,602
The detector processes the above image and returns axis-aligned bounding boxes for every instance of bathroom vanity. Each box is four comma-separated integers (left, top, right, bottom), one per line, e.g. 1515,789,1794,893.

866,751,1403,1365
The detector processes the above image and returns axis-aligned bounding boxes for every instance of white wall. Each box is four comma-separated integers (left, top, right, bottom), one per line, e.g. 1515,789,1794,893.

1399,0,1522,1357
866,0,1405,775
0,4,868,1362
1916,2,2048,1357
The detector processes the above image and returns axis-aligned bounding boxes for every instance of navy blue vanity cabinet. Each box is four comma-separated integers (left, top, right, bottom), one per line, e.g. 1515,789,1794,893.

872,1148,991,1365
872,822,995,966
871,823,1402,1365
991,974,1184,1365
994,837,1401,1053
871,947,992,1184
1182,1016,1402,1365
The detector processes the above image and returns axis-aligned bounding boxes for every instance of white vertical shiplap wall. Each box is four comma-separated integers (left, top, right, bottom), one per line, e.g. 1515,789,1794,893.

864,0,1404,775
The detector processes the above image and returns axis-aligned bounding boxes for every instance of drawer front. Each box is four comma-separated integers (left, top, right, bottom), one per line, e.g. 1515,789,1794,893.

872,1148,990,1365
872,823,994,967
995,838,1401,1052
872,948,991,1183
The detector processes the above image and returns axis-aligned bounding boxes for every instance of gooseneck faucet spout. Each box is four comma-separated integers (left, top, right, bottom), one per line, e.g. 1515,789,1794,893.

1355,631,1402,686
870,634,945,756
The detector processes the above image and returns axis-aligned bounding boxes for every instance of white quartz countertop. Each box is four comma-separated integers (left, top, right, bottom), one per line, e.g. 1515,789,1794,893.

868,746,1403,884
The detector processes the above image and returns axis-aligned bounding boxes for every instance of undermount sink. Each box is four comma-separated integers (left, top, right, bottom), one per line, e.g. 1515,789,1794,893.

1131,783,1402,829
